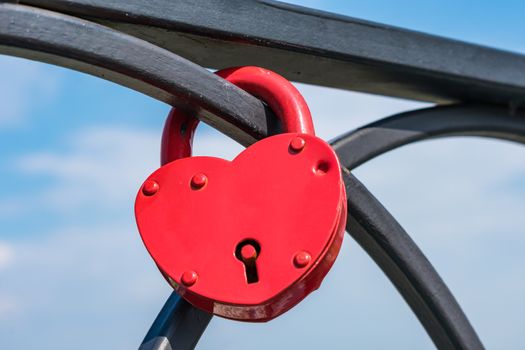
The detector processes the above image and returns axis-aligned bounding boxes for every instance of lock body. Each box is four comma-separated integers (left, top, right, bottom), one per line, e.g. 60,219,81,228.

135,66,347,322
135,132,346,321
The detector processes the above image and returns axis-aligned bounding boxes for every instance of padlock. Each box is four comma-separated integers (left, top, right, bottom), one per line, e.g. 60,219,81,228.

135,66,347,322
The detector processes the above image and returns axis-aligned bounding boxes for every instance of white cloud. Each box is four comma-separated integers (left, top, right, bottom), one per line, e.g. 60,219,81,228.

1,81,524,349
0,294,18,320
16,126,161,213
3,94,437,349
352,137,525,349
198,85,525,349
0,223,171,349
11,83,426,217
0,241,13,270
0,55,61,126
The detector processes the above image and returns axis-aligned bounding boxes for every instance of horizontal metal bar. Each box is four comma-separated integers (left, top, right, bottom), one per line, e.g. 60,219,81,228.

21,0,525,106
0,5,502,347
0,3,278,146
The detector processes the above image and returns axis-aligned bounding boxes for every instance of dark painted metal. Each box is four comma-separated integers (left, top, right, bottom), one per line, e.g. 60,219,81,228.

0,3,278,147
139,293,212,350
342,170,484,350
332,104,525,170
1,3,520,349
21,0,525,106
333,104,525,349
144,168,485,350
146,105,522,350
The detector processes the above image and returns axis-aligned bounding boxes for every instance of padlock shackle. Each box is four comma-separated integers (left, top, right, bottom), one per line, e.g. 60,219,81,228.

161,66,314,165
161,109,199,166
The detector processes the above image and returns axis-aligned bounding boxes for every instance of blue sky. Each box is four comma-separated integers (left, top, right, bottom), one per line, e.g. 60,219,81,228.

0,1,524,349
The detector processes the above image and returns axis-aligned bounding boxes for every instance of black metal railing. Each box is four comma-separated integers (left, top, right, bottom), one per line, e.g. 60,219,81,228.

3,1,525,349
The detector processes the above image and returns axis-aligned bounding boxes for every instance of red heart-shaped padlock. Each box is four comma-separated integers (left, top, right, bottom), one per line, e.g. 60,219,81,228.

135,67,346,321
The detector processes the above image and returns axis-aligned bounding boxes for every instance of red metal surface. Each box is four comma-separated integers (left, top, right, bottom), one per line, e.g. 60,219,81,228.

135,66,347,321
181,270,199,287
160,109,198,165
293,251,312,268
240,244,258,261
141,179,160,196
136,133,346,321
161,66,314,165
215,67,315,135
289,136,306,153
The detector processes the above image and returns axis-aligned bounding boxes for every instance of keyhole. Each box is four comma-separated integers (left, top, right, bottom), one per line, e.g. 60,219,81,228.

235,239,261,284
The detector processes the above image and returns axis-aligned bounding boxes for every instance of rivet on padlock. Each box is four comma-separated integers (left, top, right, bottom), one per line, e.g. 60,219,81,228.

135,66,347,322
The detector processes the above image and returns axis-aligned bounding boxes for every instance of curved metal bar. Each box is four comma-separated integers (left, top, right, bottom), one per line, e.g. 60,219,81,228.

0,3,277,146
0,4,246,348
332,104,525,170
342,170,484,349
0,5,511,348
146,104,511,350
333,103,525,349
